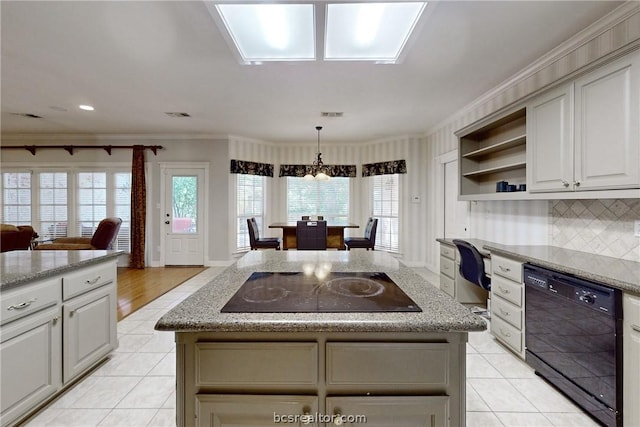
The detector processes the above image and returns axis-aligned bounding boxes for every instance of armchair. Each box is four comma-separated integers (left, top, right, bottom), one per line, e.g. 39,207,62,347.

35,217,122,250
1,224,37,252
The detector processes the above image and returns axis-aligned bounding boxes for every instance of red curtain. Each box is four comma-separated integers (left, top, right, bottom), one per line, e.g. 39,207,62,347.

130,146,146,268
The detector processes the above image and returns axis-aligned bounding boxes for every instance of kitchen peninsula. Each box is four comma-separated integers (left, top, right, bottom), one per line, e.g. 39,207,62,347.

0,250,120,427
155,250,486,427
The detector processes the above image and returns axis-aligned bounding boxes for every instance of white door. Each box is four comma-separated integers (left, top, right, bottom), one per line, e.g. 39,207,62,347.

162,168,204,266
444,159,469,238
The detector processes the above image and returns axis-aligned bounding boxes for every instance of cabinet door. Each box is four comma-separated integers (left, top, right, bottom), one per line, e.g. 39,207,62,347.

623,293,640,427
196,394,318,427
0,306,61,426
63,283,117,383
526,84,574,192
574,52,640,190
326,396,450,427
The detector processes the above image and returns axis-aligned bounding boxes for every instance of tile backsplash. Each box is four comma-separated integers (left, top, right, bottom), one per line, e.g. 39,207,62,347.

550,199,640,262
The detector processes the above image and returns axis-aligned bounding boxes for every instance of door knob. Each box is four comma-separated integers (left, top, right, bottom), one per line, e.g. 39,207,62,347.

165,221,170,224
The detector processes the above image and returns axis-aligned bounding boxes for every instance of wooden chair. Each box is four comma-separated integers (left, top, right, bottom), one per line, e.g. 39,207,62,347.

247,218,281,250
344,217,378,250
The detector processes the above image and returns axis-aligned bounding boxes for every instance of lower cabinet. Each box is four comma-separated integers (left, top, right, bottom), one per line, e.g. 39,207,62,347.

63,283,117,383
623,292,640,427
179,333,466,427
490,255,525,359
0,305,62,427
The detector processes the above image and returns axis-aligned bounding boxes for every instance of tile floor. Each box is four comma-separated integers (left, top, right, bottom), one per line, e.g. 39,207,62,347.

24,267,601,427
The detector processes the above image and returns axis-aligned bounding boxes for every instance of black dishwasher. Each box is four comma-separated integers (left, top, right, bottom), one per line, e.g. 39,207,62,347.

524,264,623,427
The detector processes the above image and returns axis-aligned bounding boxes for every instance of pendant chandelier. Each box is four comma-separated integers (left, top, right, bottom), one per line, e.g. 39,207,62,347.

303,126,330,181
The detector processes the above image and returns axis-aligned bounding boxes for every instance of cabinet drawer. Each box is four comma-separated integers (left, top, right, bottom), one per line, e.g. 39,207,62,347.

326,343,449,390
491,315,522,354
440,244,455,260
491,255,523,283
491,275,523,307
1,277,61,326
195,342,318,388
440,256,455,279
63,262,115,301
492,296,522,330
439,274,455,298
624,293,640,332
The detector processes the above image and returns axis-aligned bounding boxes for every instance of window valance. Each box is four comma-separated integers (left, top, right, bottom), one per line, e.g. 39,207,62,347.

362,159,407,177
230,160,274,177
279,164,357,178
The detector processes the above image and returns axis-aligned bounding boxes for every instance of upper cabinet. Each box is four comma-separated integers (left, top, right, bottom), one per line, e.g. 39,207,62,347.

528,51,640,193
458,108,527,200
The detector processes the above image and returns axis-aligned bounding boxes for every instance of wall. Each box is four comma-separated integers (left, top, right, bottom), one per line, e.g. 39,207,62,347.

423,3,640,272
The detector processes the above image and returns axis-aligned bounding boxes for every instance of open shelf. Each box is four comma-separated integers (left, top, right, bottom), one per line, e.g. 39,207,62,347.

462,161,526,178
457,107,527,199
462,134,526,159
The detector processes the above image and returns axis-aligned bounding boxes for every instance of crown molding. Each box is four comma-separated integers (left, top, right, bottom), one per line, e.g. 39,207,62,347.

0,133,230,143
425,1,640,136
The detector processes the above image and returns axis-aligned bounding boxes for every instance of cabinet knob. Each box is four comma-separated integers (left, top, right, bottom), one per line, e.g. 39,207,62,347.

499,266,511,272
52,316,60,325
334,411,344,426
562,180,570,187
574,181,581,187
301,408,312,425
165,221,170,225
499,286,510,294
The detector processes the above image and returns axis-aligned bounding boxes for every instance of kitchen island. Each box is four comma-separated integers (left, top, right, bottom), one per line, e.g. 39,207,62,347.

155,250,486,427
0,250,120,427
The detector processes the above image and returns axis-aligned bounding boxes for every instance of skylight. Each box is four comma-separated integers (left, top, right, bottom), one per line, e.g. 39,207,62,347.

325,2,427,62
210,2,427,64
214,4,315,62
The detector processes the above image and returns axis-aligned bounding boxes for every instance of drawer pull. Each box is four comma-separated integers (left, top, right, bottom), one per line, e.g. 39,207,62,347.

52,316,60,325
632,325,640,333
500,329,512,338
499,266,511,273
334,411,344,426
85,275,102,285
7,298,37,311
499,286,510,294
499,308,510,316
301,408,312,425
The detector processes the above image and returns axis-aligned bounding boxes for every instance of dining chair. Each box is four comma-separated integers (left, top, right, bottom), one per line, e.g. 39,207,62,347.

247,218,281,250
344,217,378,250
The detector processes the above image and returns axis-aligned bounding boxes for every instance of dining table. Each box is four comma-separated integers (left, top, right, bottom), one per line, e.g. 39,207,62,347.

269,221,359,250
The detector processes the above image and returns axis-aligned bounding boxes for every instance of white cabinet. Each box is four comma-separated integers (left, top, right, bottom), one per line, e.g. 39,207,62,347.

528,51,640,193
0,305,61,427
623,292,640,427
439,242,487,304
490,254,525,359
63,284,117,383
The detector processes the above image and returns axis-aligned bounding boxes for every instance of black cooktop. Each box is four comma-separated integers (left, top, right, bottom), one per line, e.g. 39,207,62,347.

221,272,422,313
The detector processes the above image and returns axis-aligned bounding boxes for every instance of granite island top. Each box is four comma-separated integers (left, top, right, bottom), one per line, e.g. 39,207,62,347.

437,238,640,295
0,250,122,292
155,250,487,334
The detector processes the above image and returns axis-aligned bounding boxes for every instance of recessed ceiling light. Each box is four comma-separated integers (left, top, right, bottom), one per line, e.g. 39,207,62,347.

79,105,95,111
210,3,315,62
325,2,427,62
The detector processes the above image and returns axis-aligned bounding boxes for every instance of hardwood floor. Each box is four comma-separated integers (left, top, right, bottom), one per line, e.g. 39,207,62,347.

116,267,207,320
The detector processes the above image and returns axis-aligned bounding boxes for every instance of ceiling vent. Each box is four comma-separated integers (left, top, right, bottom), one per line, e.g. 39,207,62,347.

11,113,42,118
165,112,191,118
321,112,343,118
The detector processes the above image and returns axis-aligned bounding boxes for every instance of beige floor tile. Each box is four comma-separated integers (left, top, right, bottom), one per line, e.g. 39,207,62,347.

97,409,158,426
50,377,100,408
42,409,111,426
466,411,505,426
483,353,536,379
116,377,175,409
495,412,554,426
147,408,177,427
468,330,508,354
114,334,154,353
467,354,503,378
69,377,142,409
468,378,537,412
466,381,491,412
509,378,584,413
148,353,176,376
137,332,175,353
96,352,166,377
542,412,602,426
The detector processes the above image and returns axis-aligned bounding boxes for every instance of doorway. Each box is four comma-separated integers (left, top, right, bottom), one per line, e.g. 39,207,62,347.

160,165,206,266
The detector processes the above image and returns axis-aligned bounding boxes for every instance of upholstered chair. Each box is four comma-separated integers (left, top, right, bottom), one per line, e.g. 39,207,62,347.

35,217,122,250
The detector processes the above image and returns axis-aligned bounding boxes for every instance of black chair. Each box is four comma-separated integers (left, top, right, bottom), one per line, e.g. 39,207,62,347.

452,239,491,291
296,220,327,250
344,217,378,250
247,218,280,250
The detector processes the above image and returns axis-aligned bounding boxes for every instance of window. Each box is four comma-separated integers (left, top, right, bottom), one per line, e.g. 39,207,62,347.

372,174,399,252
1,168,131,251
286,177,349,222
1,172,32,225
236,174,265,251
39,172,68,239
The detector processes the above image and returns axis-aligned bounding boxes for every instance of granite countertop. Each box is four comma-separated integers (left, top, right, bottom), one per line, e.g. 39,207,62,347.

1,250,122,292
155,250,487,334
437,238,640,295
436,238,493,257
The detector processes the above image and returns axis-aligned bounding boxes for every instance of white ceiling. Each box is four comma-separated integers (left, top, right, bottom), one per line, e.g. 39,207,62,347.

0,1,624,143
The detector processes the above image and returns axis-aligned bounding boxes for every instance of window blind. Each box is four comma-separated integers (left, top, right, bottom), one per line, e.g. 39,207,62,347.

236,174,265,251
372,174,399,252
286,177,349,222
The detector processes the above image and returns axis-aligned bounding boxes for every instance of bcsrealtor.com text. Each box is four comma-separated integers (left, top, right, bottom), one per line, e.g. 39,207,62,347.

274,412,367,424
